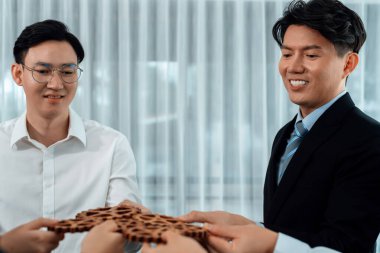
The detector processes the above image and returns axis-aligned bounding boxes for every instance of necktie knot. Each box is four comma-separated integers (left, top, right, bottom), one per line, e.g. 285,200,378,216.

295,120,308,137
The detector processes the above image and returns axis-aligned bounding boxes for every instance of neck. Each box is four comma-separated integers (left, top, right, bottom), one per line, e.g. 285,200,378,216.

300,86,345,118
26,110,70,147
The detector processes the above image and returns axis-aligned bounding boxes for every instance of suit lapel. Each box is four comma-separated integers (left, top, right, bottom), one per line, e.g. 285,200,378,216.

265,93,356,224
264,118,295,221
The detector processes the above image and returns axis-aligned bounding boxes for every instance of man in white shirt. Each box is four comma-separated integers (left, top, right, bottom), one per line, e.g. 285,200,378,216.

0,20,141,252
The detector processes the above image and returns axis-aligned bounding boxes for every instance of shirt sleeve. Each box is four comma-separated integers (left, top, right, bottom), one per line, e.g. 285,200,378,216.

106,135,141,206
107,135,142,253
274,233,341,253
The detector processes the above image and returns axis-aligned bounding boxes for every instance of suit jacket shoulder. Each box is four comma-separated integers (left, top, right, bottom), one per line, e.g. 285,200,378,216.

264,93,380,253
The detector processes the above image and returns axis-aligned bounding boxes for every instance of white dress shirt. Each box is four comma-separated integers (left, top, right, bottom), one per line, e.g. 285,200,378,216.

275,233,340,253
0,109,141,253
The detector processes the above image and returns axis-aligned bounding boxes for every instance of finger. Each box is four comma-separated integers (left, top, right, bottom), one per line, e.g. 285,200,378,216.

141,243,153,253
96,220,119,232
177,211,209,223
207,234,233,253
43,240,61,252
24,217,59,230
36,230,65,243
109,231,125,244
161,230,179,241
118,199,140,207
206,224,237,239
119,200,152,214
142,243,163,253
207,243,224,253
139,206,151,214
57,233,65,241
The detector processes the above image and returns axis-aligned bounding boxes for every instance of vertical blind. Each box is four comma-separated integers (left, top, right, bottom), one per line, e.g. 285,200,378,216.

1,0,380,232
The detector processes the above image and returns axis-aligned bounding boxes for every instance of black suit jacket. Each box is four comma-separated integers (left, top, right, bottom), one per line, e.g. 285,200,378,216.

264,93,380,253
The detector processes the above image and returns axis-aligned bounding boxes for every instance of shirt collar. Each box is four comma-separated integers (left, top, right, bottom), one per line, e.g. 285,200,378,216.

68,108,86,146
10,111,29,148
296,90,347,131
10,108,86,149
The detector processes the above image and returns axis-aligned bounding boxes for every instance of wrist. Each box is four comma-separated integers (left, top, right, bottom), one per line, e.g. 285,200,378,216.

264,230,279,253
0,236,6,253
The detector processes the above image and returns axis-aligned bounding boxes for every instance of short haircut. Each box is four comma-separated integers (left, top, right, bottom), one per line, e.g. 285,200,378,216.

13,19,85,64
272,0,366,56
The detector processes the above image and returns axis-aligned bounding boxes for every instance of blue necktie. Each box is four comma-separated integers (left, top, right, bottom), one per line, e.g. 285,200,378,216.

277,120,308,184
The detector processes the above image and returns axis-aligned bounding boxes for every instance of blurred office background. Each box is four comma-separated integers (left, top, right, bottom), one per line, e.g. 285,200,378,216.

1,0,380,242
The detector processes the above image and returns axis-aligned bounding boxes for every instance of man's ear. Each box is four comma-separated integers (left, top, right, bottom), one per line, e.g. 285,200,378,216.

11,63,24,86
342,52,359,79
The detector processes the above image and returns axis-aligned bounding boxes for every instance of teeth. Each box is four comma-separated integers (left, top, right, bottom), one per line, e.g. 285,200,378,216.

290,80,307,86
47,95,62,98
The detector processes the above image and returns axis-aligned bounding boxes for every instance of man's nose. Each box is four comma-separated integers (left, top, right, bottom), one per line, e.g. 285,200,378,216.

46,70,64,89
288,56,305,73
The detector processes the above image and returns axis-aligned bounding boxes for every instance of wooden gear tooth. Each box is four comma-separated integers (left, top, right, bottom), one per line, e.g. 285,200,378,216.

48,204,207,244
48,218,104,233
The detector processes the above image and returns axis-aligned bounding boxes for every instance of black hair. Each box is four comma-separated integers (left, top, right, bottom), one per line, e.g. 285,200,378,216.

13,19,85,64
272,0,366,56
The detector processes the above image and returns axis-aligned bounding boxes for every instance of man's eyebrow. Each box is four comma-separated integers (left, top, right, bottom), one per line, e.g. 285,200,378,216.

281,45,322,51
34,62,77,67
34,62,52,67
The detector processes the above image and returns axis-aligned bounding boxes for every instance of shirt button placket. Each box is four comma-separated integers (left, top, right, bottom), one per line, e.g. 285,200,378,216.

42,147,55,219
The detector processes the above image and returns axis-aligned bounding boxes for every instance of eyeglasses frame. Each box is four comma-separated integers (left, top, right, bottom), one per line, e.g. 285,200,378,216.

21,63,83,84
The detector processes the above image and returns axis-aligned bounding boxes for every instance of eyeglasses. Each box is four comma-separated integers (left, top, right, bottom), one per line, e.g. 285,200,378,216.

21,64,83,84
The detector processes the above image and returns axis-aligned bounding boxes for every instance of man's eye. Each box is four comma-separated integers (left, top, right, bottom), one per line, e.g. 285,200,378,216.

282,54,291,58
61,70,75,75
34,69,51,75
307,54,318,58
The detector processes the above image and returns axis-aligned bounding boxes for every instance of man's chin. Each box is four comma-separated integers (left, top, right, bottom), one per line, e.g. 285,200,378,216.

39,107,69,120
288,94,306,106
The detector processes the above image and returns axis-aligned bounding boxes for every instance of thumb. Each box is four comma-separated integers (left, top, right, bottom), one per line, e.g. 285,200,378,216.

24,218,59,230
206,224,239,253
208,234,233,253
206,224,238,239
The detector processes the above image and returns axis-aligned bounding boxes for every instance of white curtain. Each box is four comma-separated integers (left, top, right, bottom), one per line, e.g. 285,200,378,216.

1,0,380,230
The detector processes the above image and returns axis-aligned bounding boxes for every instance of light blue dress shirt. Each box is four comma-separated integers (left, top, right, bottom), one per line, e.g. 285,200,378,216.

277,90,347,180
275,233,341,253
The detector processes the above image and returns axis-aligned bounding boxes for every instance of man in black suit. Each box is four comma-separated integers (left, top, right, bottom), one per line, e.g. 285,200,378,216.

181,1,380,253
262,0,380,252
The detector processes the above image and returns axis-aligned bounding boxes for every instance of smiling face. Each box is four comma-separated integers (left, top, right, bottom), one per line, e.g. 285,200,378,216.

12,40,78,120
279,25,358,117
